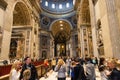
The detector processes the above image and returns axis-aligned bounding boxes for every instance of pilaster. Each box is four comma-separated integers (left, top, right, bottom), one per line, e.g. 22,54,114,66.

105,0,120,59
88,0,99,57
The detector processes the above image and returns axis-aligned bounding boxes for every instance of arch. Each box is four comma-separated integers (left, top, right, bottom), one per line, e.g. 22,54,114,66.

49,19,72,38
49,19,73,30
80,0,90,23
12,1,31,26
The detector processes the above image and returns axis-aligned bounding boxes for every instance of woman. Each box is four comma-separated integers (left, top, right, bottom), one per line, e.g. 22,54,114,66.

51,58,56,71
44,59,49,78
9,60,21,80
98,57,109,80
55,59,66,80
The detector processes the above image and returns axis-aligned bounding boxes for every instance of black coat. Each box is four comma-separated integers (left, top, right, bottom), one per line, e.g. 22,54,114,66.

73,63,87,80
19,63,38,80
109,68,120,80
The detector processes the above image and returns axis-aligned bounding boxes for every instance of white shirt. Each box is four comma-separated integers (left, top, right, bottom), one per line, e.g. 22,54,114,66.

10,69,20,80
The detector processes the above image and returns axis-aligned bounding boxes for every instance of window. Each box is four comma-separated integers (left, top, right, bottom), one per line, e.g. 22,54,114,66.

59,4,62,9
52,4,55,8
66,3,69,8
45,1,48,6
73,0,75,5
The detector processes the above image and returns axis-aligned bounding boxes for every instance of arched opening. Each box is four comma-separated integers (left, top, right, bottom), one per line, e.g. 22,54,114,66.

80,0,90,24
51,20,71,57
9,2,31,60
13,2,30,26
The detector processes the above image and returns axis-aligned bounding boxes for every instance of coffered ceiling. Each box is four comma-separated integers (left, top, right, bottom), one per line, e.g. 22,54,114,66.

13,2,30,26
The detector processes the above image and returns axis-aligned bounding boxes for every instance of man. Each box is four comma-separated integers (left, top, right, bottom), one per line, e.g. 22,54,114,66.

108,59,120,80
66,57,71,77
73,58,86,80
20,57,38,80
85,57,96,80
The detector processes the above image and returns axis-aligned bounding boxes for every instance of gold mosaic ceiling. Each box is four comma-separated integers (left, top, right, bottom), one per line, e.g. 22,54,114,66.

13,2,30,26
51,20,71,36
51,20,71,42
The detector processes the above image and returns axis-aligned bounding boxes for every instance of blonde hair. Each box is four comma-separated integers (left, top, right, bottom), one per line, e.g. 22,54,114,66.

57,59,65,65
108,59,116,65
11,60,21,70
116,60,120,68
23,69,31,80
9,61,21,80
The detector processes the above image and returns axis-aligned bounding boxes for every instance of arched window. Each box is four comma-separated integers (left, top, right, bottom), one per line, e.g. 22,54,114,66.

73,0,75,5
45,1,48,6
59,4,62,9
66,3,69,8
52,4,55,8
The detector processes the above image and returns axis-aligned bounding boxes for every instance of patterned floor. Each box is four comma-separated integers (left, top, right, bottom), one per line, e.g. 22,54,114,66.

40,68,101,80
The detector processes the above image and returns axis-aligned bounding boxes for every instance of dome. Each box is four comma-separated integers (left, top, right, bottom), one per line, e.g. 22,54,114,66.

40,0,74,14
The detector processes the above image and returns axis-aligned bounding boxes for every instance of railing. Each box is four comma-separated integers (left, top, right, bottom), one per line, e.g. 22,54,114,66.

0,61,45,80
0,60,52,80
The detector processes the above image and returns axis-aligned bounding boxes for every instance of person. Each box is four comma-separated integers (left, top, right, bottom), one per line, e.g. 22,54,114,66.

98,57,109,80
66,57,71,77
51,58,56,71
55,59,66,80
44,59,49,78
23,69,31,80
95,57,98,66
19,57,38,80
108,59,120,80
9,60,21,80
92,57,96,66
73,58,86,80
85,57,96,80
71,61,76,80
116,60,120,70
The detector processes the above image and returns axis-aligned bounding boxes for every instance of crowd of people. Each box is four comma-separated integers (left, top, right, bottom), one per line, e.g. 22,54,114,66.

8,56,120,80
9,57,38,80
98,57,120,80
50,56,120,80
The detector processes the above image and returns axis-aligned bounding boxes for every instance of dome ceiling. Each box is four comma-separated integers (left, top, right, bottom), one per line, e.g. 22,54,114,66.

40,0,79,43
40,0,74,14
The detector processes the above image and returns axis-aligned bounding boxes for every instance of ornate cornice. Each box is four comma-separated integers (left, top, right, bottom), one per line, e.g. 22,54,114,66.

29,0,41,13
0,0,8,10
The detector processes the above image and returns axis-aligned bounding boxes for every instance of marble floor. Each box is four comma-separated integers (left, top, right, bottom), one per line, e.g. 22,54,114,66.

40,68,101,80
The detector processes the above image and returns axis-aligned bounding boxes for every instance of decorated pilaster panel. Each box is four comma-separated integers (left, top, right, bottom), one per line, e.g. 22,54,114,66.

24,30,31,57
80,24,93,58
88,0,99,57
